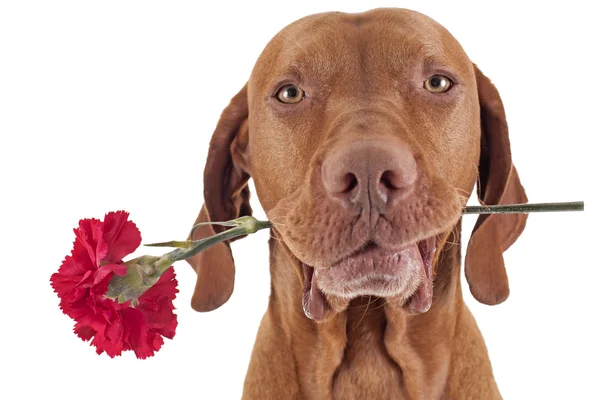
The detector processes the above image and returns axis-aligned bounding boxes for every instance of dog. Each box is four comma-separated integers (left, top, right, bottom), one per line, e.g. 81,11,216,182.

187,8,527,399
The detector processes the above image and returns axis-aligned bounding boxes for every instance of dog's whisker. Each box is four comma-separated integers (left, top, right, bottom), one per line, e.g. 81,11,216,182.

368,299,389,312
348,296,373,334
454,187,471,198
347,296,379,310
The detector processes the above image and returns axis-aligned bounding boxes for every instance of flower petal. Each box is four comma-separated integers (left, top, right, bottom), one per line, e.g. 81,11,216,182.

102,211,141,264
101,263,129,277
92,263,128,288
121,308,158,359
74,323,95,341
73,218,108,268
50,256,86,297
139,267,179,302
137,267,178,339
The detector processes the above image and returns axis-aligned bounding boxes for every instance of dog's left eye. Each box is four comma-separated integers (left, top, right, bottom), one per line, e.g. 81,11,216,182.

276,84,305,104
424,75,453,93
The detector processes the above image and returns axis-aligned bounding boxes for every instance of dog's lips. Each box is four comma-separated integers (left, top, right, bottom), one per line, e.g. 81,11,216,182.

301,237,437,321
302,265,326,321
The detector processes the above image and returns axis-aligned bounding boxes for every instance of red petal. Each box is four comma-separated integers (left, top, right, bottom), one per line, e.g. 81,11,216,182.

139,267,179,302
56,254,89,277
78,299,125,358
121,308,158,359
50,257,85,297
73,218,108,268
148,297,178,339
102,211,141,264
137,267,178,339
91,263,127,288
74,323,95,341
90,324,123,358
100,263,128,277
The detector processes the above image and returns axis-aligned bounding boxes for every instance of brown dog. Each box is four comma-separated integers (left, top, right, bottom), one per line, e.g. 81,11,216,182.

188,8,527,399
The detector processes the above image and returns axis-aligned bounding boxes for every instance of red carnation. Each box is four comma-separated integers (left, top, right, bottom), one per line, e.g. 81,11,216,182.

50,211,178,359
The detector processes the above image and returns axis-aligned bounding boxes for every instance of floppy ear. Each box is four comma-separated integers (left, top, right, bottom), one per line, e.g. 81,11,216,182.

465,65,528,305
186,84,252,312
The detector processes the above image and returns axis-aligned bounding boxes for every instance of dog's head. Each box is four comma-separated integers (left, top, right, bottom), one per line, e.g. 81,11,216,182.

188,9,527,320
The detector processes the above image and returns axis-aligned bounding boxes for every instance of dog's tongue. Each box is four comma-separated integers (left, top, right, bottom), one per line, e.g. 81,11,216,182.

406,266,433,314
406,241,435,314
302,265,327,321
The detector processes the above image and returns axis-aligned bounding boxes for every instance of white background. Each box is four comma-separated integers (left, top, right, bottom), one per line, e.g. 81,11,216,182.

0,1,598,399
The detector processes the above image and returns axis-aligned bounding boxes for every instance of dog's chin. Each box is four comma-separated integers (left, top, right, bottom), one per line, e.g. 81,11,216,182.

301,237,437,322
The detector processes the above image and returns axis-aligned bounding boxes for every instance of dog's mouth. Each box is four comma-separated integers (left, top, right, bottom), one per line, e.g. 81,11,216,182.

301,237,437,321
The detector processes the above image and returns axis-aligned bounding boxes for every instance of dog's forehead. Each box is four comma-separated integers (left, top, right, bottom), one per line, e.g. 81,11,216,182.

250,8,471,89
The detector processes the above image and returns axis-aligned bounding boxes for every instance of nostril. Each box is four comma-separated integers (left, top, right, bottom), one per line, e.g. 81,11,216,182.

380,170,395,190
379,166,417,192
322,161,360,195
343,173,358,193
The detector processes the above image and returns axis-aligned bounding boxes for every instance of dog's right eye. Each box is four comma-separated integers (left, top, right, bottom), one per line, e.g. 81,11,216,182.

424,75,453,93
276,84,305,104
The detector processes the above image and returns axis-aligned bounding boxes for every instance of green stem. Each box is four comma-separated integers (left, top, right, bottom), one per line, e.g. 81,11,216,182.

168,218,271,262
463,201,584,215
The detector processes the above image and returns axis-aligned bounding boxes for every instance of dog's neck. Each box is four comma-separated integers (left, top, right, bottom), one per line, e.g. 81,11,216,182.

261,224,485,399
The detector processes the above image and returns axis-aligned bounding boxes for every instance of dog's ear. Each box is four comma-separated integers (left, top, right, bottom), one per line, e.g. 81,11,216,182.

187,85,252,312
465,65,528,305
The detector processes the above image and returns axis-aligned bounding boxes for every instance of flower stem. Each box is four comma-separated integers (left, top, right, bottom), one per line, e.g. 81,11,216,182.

167,217,272,262
462,201,584,215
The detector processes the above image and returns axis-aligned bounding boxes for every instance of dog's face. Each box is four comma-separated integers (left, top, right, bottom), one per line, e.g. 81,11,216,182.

190,8,527,319
248,9,478,320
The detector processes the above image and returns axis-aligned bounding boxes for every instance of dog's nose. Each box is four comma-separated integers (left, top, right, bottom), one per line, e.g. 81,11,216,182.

321,139,417,212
